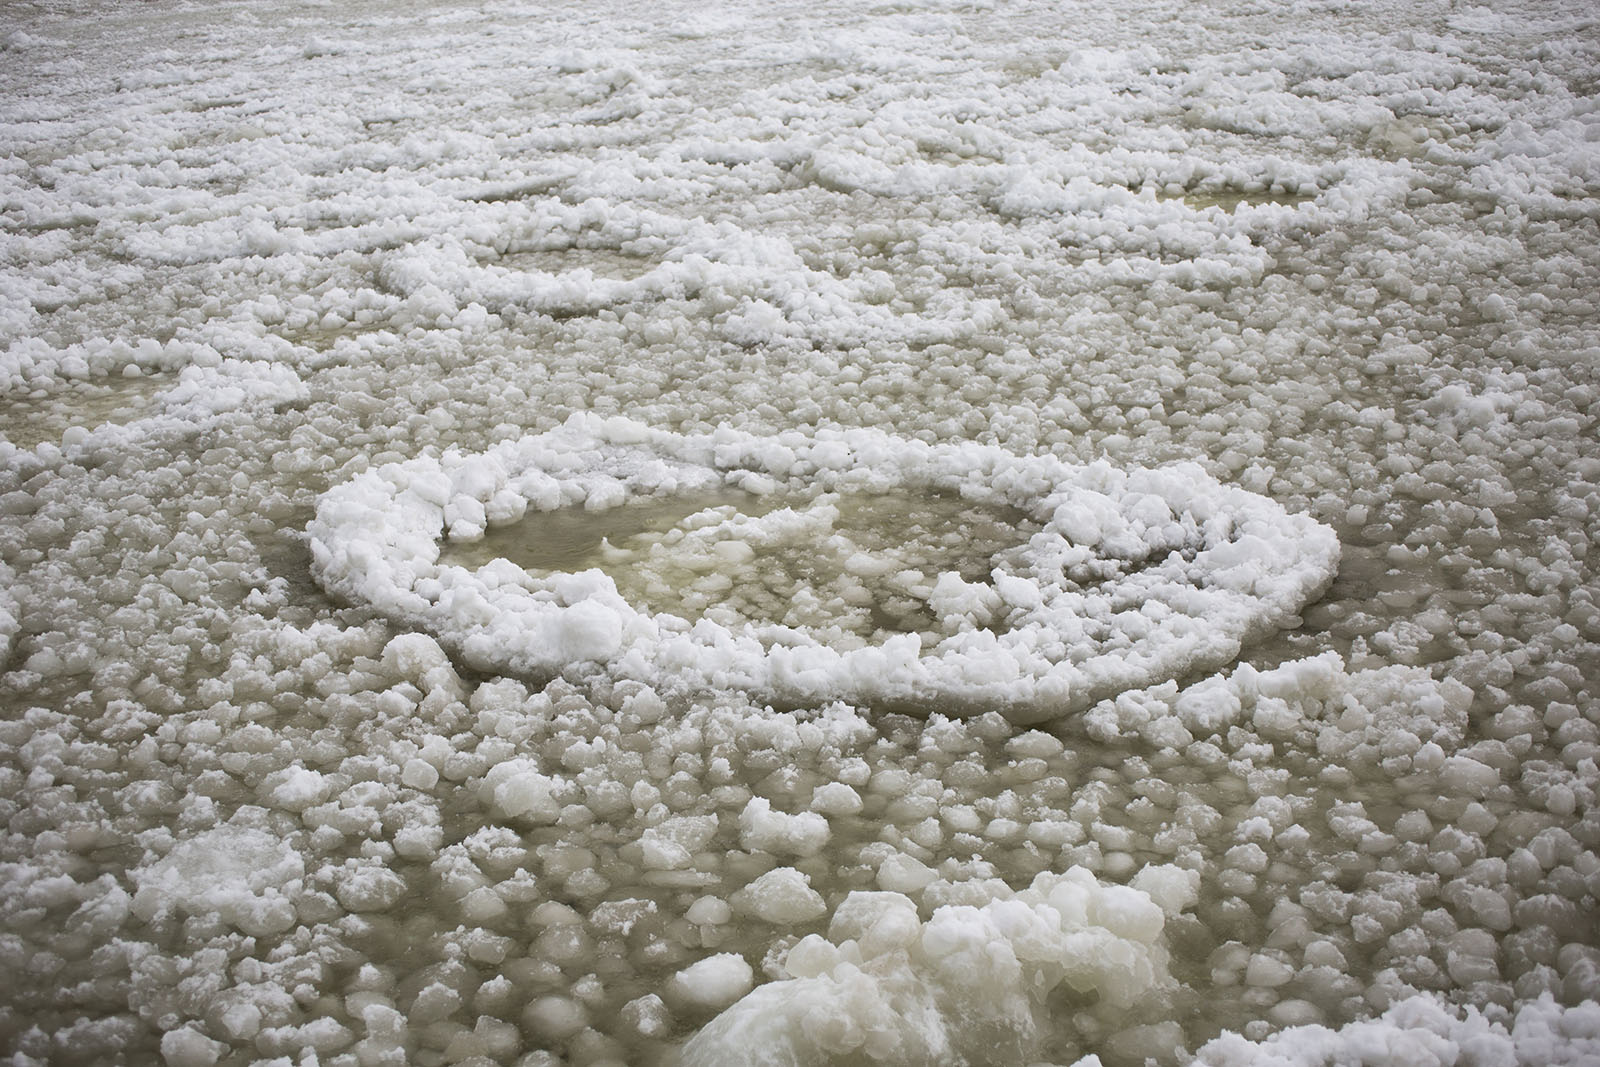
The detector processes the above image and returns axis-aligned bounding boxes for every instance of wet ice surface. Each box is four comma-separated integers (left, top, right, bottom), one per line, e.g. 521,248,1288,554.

443,485,1037,648
309,421,1338,719
2,0,1599,1065
0,373,171,450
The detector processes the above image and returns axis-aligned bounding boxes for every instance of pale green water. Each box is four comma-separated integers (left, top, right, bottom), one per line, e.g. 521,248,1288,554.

443,487,1037,645
0,373,170,449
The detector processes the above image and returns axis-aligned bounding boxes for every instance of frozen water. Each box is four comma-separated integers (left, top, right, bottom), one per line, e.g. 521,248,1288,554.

1,0,1598,1064
443,482,1036,646
310,417,1339,717
0,372,170,450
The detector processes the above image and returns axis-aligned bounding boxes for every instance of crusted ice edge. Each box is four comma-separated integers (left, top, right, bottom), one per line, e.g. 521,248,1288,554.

309,414,1339,720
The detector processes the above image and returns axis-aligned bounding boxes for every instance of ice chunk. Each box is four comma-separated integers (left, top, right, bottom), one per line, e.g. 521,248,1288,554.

669,953,755,1012
481,758,561,822
263,766,330,813
877,853,938,894
1244,953,1294,988
333,863,407,913
1440,755,1500,797
622,994,673,1039
640,816,719,871
523,995,587,1041
809,782,864,816
0,562,17,665
681,868,1175,1065
734,867,827,925
160,1028,226,1067
401,758,440,791
740,798,831,857
1129,864,1201,917
826,891,921,956
687,896,733,926
131,826,304,937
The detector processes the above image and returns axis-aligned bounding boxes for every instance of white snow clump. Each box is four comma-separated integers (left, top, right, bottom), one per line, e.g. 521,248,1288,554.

682,865,1193,1065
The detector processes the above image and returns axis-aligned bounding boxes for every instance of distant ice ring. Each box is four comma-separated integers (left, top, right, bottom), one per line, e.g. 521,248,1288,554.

308,415,1340,722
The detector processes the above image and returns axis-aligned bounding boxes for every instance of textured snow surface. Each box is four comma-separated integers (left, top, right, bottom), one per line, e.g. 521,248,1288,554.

1,0,1598,1064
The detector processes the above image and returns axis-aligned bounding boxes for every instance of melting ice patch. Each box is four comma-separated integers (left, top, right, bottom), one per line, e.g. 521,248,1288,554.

442,482,1038,651
0,351,306,454
309,415,1338,718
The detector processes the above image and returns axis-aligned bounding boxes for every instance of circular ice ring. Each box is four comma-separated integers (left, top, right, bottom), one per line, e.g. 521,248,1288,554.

309,415,1339,721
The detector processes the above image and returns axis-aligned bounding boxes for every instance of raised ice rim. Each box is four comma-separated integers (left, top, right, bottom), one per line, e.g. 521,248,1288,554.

308,414,1340,721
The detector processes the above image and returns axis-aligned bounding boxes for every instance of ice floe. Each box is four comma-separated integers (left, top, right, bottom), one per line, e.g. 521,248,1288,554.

309,415,1339,719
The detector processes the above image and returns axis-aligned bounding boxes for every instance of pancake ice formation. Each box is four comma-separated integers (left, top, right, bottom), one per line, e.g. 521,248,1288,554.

2,0,1598,1064
310,416,1339,719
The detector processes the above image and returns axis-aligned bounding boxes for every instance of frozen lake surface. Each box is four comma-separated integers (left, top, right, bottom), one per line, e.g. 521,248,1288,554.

1,0,1598,1064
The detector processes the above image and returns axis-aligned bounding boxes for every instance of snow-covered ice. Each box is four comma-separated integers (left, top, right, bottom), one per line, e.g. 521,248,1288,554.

1,0,1598,1064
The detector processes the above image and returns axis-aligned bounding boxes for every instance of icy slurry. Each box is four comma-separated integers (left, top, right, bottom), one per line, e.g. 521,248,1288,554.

2,0,1598,1062
681,867,1191,1066
0,342,306,450
442,482,1034,648
0,562,15,664
308,415,1341,718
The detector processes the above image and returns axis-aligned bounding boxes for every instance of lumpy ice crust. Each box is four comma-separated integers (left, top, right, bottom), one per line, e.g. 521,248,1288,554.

309,414,1339,719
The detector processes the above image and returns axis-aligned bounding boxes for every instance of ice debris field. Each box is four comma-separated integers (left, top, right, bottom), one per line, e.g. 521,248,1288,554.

1,0,1598,1064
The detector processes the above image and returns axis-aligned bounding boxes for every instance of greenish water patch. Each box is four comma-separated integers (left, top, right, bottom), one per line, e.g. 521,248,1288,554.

442,486,1038,646
1162,187,1316,212
0,373,170,449
447,486,762,575
277,321,393,353
489,247,657,280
